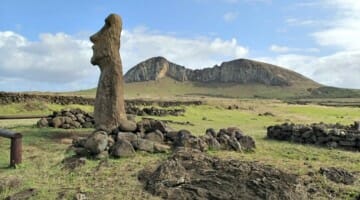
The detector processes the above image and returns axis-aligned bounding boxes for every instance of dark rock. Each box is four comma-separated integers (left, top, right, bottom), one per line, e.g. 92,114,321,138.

84,131,108,154
205,128,217,138
132,139,154,153
201,135,221,150
139,149,308,200
319,167,356,185
111,139,136,158
117,132,138,143
118,119,137,132
154,143,171,153
62,156,86,170
36,118,49,128
238,135,256,151
144,130,164,143
73,147,89,157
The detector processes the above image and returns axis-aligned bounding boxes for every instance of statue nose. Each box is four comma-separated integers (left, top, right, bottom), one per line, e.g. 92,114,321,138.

90,34,98,43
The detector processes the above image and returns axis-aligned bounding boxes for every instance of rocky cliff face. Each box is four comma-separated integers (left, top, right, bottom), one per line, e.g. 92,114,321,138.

124,57,317,86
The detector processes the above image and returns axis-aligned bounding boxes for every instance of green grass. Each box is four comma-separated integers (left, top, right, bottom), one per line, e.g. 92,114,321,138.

73,77,319,99
0,100,359,199
0,101,93,116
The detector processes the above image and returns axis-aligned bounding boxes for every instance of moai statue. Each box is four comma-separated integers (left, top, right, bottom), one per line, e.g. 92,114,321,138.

90,14,127,132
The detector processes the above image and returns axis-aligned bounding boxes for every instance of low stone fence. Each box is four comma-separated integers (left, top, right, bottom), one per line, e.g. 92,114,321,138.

0,92,202,107
267,122,360,150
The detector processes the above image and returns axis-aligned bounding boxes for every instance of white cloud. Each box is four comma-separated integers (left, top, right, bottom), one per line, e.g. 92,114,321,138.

269,45,291,53
258,51,360,89
269,44,319,53
121,28,248,70
223,11,239,22
312,0,360,51
0,31,97,91
0,29,248,91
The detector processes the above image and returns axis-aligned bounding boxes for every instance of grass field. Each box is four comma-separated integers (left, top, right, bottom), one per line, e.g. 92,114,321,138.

0,99,359,199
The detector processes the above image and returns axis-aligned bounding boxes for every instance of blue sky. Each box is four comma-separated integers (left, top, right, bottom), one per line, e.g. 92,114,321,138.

0,0,359,91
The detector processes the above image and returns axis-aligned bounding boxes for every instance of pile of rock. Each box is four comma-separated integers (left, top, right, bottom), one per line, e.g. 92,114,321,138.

126,106,185,116
138,148,307,200
267,121,360,150
71,118,256,159
37,108,95,129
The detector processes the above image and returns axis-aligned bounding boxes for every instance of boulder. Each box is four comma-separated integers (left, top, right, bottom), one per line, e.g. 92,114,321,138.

118,119,137,132
84,131,108,154
144,130,164,143
37,118,49,128
132,139,154,153
238,135,256,151
201,135,221,150
111,139,136,158
154,143,171,153
117,132,138,143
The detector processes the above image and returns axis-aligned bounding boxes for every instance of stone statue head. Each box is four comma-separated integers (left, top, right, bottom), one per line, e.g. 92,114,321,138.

90,14,122,66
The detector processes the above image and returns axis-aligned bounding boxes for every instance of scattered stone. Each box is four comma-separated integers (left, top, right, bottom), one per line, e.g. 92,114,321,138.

139,149,307,200
111,139,135,158
62,156,86,170
319,167,356,185
259,112,275,117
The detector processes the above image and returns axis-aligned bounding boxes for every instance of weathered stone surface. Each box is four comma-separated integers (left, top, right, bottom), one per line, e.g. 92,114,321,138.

118,119,137,132
153,143,171,153
132,139,155,153
139,149,308,200
91,13,127,132
319,167,356,185
144,130,164,143
238,135,256,151
37,118,48,128
111,139,135,158
84,131,108,154
117,132,138,143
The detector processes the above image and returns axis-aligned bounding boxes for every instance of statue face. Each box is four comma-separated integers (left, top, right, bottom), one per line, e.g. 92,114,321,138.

90,14,122,66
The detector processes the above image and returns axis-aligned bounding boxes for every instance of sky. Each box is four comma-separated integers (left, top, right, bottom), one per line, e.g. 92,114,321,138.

0,0,359,91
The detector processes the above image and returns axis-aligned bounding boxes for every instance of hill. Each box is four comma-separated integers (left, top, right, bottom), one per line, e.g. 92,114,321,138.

76,57,360,99
124,56,318,87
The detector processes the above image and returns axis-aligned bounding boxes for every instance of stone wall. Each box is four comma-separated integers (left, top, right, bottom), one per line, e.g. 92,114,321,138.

267,122,360,151
0,92,202,107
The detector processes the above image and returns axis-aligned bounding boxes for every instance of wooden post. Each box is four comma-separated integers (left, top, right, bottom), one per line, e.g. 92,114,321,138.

0,129,23,168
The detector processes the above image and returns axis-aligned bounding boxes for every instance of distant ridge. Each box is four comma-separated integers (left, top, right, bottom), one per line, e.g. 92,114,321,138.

124,56,319,87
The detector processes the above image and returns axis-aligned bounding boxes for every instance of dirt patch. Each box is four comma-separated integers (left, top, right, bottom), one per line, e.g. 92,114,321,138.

49,131,91,143
139,148,308,200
